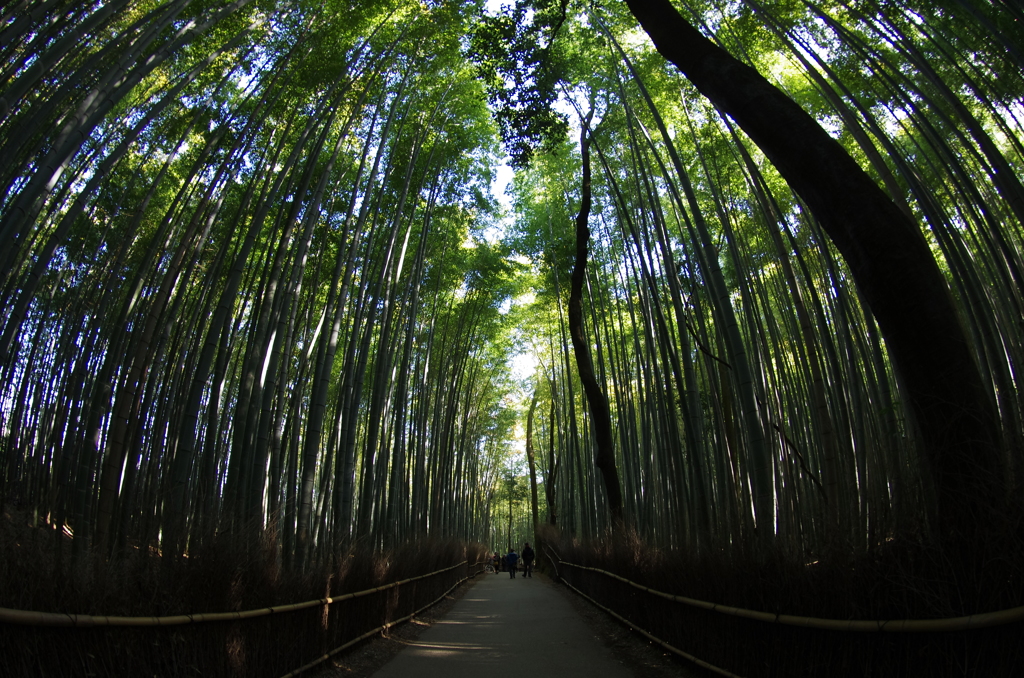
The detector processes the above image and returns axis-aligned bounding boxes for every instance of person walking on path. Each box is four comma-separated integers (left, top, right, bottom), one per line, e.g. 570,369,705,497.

506,548,519,578
521,542,535,578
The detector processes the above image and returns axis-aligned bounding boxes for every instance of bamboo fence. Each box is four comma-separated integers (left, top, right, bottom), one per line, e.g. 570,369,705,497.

0,561,472,627
557,559,1024,632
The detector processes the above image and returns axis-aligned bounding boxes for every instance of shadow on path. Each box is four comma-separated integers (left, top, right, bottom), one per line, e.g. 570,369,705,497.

370,572,633,677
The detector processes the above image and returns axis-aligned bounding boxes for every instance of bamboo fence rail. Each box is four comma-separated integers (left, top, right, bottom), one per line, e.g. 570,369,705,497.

542,546,741,677
0,561,470,627
557,560,1024,632
278,561,487,678
558,573,744,678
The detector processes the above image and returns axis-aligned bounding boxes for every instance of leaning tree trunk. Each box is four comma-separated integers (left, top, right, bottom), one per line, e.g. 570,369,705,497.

546,394,559,527
568,114,624,525
622,0,1003,548
525,389,541,540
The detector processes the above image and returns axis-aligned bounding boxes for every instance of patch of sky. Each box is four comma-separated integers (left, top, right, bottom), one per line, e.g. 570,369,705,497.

702,5,725,34
481,159,515,244
231,45,276,94
509,349,538,383
484,0,509,18
996,99,1024,139
879,103,911,140
507,317,539,383
818,114,844,140
795,19,836,61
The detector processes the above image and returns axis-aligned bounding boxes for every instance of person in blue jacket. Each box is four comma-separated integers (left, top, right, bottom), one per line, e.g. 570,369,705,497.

506,548,519,578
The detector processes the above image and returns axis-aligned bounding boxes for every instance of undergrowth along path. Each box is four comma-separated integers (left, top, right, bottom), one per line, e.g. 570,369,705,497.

369,571,633,678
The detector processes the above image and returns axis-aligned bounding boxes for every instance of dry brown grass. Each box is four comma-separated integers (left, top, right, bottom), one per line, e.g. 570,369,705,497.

0,506,488,677
543,524,1024,677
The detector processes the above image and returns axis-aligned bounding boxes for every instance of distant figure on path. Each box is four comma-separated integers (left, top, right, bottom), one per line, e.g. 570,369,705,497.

521,542,535,578
506,548,519,578
492,551,501,574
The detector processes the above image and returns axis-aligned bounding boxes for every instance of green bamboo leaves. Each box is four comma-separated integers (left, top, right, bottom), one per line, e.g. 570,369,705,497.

507,0,1022,569
0,1,519,571
1,1,1022,594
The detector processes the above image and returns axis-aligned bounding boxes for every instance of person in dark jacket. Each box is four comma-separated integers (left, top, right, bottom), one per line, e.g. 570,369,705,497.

506,548,519,578
521,542,535,578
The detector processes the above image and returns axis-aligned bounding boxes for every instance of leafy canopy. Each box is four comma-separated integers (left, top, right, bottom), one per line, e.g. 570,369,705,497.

467,0,571,167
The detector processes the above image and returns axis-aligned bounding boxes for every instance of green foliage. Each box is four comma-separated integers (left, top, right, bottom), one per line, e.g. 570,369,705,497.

466,0,571,167
2,2,1023,655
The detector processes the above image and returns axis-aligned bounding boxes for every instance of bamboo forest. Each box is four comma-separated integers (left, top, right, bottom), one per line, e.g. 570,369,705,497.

1,0,1023,676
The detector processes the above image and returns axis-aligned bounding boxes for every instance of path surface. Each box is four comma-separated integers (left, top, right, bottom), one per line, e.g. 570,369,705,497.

370,571,634,678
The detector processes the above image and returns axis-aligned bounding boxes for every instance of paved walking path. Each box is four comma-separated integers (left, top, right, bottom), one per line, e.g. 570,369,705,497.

370,570,633,678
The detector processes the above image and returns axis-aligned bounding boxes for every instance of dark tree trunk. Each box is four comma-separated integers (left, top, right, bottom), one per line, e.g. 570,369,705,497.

525,389,541,538
546,396,559,527
623,0,1002,545
568,115,624,524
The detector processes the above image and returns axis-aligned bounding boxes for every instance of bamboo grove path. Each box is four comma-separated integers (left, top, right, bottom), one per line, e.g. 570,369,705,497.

370,572,633,678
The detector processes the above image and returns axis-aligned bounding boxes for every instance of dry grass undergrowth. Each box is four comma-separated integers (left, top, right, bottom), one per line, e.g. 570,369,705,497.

0,505,488,677
540,523,1024,677
308,571,479,678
